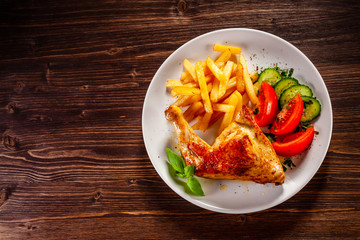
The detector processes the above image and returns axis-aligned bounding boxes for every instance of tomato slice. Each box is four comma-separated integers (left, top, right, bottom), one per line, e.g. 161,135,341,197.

272,126,315,156
270,94,303,135
254,82,278,127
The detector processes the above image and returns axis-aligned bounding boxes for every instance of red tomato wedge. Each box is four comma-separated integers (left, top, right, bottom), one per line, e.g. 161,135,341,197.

272,126,315,156
270,94,303,135
254,82,278,127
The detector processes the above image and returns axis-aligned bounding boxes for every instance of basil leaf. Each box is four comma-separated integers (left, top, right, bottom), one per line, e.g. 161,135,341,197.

175,171,186,178
166,148,185,173
186,176,205,196
184,165,195,178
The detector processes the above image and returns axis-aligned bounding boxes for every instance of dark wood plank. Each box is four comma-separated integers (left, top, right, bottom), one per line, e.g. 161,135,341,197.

0,0,359,239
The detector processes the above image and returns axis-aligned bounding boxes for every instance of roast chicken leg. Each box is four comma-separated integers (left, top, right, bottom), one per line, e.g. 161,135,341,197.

165,105,285,184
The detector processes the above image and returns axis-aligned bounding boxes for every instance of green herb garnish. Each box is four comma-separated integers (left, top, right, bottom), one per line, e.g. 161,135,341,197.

187,176,205,196
265,133,275,143
166,148,205,196
166,148,185,173
282,158,296,172
275,63,294,77
183,165,195,178
299,122,312,131
303,99,313,109
288,68,294,77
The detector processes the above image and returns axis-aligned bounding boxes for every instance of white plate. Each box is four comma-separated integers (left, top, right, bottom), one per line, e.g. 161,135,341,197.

142,28,333,214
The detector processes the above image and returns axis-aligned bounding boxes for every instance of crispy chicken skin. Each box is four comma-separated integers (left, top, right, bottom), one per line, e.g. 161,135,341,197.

165,105,285,184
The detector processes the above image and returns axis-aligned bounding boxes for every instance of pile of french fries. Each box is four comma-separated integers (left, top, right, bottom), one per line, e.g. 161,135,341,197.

166,44,260,134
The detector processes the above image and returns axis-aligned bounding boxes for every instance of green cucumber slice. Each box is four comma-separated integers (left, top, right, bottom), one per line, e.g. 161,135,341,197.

274,77,299,99
301,96,321,122
258,68,282,86
279,85,313,107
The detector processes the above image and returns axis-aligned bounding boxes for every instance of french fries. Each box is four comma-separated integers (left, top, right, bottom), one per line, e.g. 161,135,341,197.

195,61,213,114
206,56,228,101
166,43,259,134
213,44,241,54
214,49,232,68
183,59,197,81
239,54,259,105
218,92,238,134
171,86,201,97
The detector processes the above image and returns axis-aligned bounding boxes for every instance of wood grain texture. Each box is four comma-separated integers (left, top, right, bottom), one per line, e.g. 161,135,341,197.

0,0,359,239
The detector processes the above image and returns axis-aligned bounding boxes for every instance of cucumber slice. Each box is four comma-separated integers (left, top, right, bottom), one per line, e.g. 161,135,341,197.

279,85,313,107
301,96,321,122
258,68,282,86
274,77,299,99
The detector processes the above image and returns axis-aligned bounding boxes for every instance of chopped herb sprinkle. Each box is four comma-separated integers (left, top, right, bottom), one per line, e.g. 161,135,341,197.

282,158,296,172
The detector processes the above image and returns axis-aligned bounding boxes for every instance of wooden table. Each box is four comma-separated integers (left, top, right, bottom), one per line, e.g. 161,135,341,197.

0,1,359,239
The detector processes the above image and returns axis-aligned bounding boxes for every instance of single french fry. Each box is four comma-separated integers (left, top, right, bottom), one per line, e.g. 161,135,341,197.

227,76,237,89
195,61,213,114
178,94,202,107
218,86,237,103
166,80,183,88
173,95,191,106
191,115,202,130
204,64,213,76
171,86,201,97
180,71,191,80
218,61,234,99
183,59,197,81
242,92,250,106
207,57,227,82
213,104,235,113
180,70,194,84
199,112,212,132
182,69,212,84
223,61,234,83
213,44,241,54
215,49,232,68
210,78,220,103
218,93,238,134
239,54,259,105
192,112,212,132
231,63,238,78
218,112,233,134
236,76,246,94
236,63,245,94
207,57,227,101
204,75,213,83
183,101,204,122
223,90,239,105
166,80,197,88
224,61,235,80
233,91,243,120
207,82,213,93
185,82,199,88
